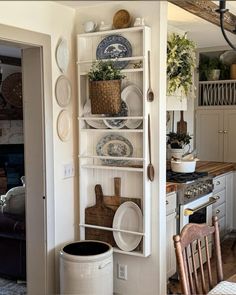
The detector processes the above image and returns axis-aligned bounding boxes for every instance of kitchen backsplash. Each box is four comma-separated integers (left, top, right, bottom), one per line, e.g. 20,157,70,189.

0,120,23,144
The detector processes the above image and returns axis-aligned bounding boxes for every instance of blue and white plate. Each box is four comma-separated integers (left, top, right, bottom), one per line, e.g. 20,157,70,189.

96,134,133,166
96,35,132,69
104,100,129,129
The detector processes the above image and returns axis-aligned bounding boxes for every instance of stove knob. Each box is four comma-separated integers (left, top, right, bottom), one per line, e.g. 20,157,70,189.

193,188,199,195
185,190,192,198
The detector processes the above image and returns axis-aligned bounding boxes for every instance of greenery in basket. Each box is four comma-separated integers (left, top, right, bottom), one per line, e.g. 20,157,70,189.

167,33,196,97
88,60,125,81
198,55,230,81
167,132,192,149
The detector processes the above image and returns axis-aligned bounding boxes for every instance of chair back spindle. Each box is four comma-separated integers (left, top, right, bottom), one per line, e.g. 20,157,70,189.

173,216,223,295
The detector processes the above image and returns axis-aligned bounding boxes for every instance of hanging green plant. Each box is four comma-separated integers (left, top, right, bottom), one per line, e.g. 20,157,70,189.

167,33,196,97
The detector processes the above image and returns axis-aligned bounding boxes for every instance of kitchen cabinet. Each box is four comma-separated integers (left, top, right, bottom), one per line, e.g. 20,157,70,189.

212,172,234,237
196,109,236,162
166,192,176,279
77,26,152,257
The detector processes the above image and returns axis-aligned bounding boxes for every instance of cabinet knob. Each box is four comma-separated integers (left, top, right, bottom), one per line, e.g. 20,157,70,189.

218,130,223,133
223,130,228,134
166,200,169,205
216,209,221,214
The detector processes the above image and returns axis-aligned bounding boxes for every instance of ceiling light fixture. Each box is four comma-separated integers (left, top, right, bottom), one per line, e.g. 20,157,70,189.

216,0,236,50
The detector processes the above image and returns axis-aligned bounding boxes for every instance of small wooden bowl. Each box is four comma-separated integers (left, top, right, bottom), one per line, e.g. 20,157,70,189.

113,9,131,29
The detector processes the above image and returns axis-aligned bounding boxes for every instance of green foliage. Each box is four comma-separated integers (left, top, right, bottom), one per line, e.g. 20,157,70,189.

167,33,196,96
198,56,230,81
167,132,192,149
88,60,125,81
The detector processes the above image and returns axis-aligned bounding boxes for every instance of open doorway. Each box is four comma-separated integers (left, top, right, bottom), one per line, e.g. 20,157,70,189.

0,23,55,295
0,44,26,293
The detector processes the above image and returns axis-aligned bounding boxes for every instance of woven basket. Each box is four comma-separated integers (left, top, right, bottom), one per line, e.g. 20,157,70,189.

89,80,121,114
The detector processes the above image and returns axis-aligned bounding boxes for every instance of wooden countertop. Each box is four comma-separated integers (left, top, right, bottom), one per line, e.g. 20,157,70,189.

166,182,178,194
196,161,235,177
166,161,236,193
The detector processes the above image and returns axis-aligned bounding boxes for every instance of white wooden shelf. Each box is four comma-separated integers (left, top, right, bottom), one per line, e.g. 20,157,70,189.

80,128,143,133
79,68,143,76
79,155,144,161
199,79,236,84
78,116,144,120
80,223,144,236
78,26,147,38
81,164,144,172
77,56,144,65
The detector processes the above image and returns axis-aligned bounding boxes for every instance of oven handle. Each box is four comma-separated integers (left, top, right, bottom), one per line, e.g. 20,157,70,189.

184,197,217,216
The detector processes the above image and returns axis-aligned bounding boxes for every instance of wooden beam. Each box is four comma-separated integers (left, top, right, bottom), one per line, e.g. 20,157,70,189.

169,0,236,34
0,55,21,66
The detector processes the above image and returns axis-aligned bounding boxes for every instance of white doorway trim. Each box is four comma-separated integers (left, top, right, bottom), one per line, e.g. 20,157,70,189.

0,24,54,294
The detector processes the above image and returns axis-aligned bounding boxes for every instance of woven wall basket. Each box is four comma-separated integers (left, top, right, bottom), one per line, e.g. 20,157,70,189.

89,80,121,114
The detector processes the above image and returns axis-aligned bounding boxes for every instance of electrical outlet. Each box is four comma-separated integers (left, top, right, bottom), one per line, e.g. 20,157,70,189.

62,162,75,179
117,264,127,280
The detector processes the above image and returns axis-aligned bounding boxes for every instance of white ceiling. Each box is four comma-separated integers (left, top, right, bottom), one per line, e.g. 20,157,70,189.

57,0,236,49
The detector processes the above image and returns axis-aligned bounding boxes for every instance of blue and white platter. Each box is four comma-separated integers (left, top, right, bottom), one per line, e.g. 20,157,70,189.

96,134,133,166
96,35,132,69
104,100,129,129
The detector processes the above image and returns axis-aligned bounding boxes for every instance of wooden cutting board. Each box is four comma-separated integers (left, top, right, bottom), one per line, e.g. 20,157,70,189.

85,178,141,247
103,177,141,210
177,111,187,134
85,184,115,245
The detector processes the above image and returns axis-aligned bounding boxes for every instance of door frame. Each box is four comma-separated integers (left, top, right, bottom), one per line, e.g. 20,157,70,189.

0,24,54,294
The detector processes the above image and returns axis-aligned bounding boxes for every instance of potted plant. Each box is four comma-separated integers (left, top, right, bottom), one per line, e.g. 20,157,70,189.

167,33,196,98
167,132,192,159
88,60,125,114
198,56,230,81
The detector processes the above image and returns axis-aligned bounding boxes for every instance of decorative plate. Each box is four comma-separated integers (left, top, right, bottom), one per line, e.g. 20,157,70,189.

113,9,131,29
112,201,143,252
56,38,69,73
96,35,132,69
121,84,143,129
2,73,22,108
57,110,71,142
96,134,133,165
83,100,107,129
104,100,129,129
220,50,236,66
55,75,72,107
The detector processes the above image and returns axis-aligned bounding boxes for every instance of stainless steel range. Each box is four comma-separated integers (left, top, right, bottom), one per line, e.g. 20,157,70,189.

167,170,216,263
166,170,215,230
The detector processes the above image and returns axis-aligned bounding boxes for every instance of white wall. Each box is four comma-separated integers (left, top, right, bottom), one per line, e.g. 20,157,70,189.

0,1,76,292
76,2,168,295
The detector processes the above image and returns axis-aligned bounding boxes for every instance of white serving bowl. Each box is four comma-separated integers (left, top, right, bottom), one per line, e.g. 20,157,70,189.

171,159,196,173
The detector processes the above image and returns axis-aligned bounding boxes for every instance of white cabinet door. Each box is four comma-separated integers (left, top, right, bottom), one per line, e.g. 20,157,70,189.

224,110,236,162
166,212,176,279
196,110,224,161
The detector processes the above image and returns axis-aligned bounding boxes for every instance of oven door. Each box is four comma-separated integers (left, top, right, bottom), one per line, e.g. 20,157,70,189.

179,193,215,230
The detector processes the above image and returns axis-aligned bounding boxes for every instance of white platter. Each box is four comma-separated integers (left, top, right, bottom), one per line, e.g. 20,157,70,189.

56,38,69,73
113,201,143,252
57,110,71,142
121,84,143,129
103,100,129,129
55,75,72,107
96,134,133,165
83,100,107,129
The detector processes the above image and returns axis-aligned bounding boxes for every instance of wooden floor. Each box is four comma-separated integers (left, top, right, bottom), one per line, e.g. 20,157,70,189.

167,237,236,294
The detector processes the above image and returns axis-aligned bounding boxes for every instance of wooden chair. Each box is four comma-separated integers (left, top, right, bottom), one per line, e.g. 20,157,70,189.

173,216,223,295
